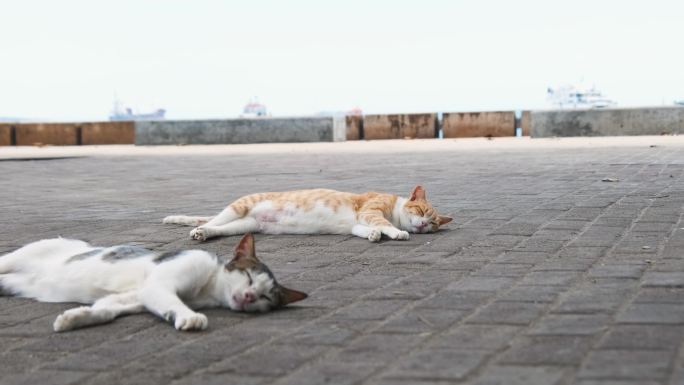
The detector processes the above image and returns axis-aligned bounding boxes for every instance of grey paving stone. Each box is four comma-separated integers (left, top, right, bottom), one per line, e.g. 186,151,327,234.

570,229,625,247
531,229,580,241
520,271,581,286
498,336,594,365
417,290,493,310
0,351,67,376
553,285,637,314
557,246,609,260
170,373,271,385
493,251,549,264
467,365,567,385
513,239,566,253
489,223,541,236
446,277,516,292
593,217,636,228
274,363,379,385
632,287,684,304
574,380,662,385
272,322,358,346
497,285,566,303
331,300,412,321
429,325,521,350
532,258,596,271
578,350,673,381
2,143,684,384
587,264,646,279
334,333,428,364
598,324,684,350
467,301,546,325
207,344,328,376
670,366,684,385
642,271,684,287
526,314,610,336
0,370,92,385
472,263,533,277
650,259,684,272
617,303,684,324
365,378,455,385
376,308,465,333
544,220,591,231
382,348,490,381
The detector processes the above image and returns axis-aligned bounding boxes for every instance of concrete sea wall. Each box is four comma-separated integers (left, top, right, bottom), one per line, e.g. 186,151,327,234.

531,107,684,137
135,117,345,145
2,107,683,146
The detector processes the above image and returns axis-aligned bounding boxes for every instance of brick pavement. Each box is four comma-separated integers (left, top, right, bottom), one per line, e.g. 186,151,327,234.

1,138,684,385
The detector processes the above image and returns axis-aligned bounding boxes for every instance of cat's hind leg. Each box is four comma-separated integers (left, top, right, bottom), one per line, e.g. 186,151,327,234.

53,291,143,332
190,217,259,241
352,224,382,242
188,205,249,240
202,205,245,227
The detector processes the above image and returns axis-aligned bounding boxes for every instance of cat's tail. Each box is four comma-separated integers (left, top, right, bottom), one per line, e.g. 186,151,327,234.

162,215,213,226
0,255,11,274
0,247,21,274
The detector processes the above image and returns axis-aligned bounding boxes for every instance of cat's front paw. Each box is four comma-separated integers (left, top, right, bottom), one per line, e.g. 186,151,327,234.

190,227,207,241
392,230,410,240
174,312,208,331
368,229,382,242
53,307,91,332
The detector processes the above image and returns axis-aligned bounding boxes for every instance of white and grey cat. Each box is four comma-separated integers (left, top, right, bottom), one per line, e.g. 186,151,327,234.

0,234,307,332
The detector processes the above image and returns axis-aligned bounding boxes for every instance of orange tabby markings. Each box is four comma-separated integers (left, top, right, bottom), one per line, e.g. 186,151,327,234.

163,185,453,243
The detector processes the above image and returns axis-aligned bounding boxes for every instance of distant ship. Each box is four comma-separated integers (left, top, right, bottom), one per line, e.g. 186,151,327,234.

240,98,269,118
547,84,617,109
109,100,166,121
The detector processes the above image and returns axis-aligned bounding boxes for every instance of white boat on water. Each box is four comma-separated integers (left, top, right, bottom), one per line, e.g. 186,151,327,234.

240,98,269,118
547,84,617,109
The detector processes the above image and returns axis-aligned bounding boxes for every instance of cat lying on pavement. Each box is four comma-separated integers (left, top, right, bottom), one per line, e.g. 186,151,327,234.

164,185,452,242
0,233,306,332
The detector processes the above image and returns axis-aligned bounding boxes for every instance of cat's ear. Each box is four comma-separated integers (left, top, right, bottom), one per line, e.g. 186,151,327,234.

409,185,426,201
233,233,259,262
280,286,308,306
438,215,453,226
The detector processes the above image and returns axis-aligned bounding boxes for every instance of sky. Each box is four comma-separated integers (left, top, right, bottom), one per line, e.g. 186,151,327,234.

1,0,682,121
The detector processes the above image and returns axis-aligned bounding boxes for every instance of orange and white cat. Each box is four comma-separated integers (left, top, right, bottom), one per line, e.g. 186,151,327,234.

163,185,452,242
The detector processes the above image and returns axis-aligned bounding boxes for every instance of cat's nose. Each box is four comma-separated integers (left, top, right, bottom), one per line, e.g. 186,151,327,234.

243,292,256,304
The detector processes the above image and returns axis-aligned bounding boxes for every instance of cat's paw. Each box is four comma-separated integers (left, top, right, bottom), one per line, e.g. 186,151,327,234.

174,313,208,331
368,229,382,242
53,307,91,332
392,230,410,240
190,227,207,241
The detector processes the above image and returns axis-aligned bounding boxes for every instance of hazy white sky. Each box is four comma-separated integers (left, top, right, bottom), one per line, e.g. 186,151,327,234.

1,0,682,121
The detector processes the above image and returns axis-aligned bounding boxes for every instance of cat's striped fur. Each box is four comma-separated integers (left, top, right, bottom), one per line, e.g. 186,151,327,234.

164,185,452,242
